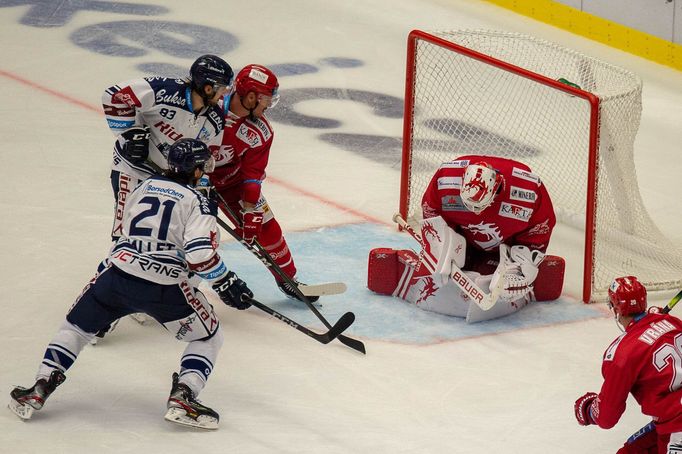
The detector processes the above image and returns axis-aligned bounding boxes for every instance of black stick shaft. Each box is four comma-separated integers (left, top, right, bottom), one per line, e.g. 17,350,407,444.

248,298,354,344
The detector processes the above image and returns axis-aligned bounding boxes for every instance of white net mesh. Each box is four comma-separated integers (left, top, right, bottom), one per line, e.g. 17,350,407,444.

402,30,682,301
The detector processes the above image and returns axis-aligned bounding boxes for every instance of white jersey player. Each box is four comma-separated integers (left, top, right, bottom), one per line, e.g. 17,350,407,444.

9,139,253,430
102,54,232,239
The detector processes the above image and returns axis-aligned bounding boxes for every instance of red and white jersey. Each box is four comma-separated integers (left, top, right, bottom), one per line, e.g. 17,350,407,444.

591,311,682,434
421,155,556,253
208,103,274,205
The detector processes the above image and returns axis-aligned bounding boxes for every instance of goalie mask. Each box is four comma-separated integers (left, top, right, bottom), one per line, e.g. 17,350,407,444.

608,276,647,317
460,163,503,214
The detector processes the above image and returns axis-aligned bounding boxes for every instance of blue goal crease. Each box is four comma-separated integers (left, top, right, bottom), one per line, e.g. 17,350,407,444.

218,223,601,345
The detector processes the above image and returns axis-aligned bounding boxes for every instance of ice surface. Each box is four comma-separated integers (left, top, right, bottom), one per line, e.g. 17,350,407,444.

1,1,681,453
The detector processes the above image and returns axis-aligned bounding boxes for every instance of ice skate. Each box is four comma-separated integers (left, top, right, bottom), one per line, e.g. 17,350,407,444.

164,373,219,430
277,278,319,303
8,370,66,420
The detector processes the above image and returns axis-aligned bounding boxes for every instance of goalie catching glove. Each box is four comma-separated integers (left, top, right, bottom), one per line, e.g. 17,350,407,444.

120,125,150,164
212,271,253,310
490,244,545,301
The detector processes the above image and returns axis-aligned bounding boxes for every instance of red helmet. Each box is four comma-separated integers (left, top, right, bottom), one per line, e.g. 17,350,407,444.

235,64,279,106
608,276,647,316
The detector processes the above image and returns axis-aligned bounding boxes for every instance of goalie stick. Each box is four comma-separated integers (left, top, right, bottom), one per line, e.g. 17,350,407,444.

248,296,355,344
393,213,502,311
213,198,366,354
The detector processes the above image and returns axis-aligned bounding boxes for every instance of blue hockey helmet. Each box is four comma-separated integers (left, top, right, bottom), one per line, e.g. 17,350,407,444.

167,138,215,176
190,55,233,92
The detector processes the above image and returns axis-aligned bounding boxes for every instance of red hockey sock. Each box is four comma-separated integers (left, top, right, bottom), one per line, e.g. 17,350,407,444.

259,218,296,279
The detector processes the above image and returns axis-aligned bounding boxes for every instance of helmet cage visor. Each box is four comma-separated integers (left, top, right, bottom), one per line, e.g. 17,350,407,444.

202,155,215,174
257,91,280,108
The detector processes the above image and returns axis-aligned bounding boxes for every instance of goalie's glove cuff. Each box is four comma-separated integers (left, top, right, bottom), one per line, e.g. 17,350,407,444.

510,245,545,285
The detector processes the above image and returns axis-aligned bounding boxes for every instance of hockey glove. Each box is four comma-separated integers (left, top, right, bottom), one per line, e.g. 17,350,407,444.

212,271,253,310
120,125,150,163
574,392,598,426
241,210,264,244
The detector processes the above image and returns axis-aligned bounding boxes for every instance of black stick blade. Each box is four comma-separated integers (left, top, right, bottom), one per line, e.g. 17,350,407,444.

320,312,355,344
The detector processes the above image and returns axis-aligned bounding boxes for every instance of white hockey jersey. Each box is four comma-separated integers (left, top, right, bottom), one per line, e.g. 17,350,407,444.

103,77,225,180
109,175,227,285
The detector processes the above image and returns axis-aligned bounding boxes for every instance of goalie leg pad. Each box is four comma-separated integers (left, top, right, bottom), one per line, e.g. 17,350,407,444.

532,255,565,301
367,248,419,296
404,273,476,317
367,248,398,295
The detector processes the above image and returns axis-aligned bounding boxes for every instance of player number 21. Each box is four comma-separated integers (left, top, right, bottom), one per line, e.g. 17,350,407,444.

129,196,176,240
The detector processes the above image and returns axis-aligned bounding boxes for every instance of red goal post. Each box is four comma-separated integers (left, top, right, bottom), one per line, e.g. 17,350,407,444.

399,29,682,303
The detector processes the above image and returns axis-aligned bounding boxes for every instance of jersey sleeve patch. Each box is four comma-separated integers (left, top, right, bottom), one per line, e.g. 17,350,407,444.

603,333,627,362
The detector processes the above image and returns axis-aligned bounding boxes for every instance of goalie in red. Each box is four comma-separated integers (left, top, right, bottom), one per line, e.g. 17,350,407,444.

368,155,564,322
574,276,682,453
207,65,317,302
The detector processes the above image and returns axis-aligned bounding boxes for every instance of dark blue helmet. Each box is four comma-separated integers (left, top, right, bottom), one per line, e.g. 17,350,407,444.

167,138,214,176
190,55,233,92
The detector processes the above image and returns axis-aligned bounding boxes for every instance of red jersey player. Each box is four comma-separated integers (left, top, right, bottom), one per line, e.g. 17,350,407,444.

208,64,316,302
368,156,563,322
421,155,555,268
574,276,682,453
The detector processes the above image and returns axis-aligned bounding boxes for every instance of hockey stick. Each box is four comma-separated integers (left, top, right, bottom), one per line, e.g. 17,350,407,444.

299,282,347,297
248,297,355,344
663,289,682,314
213,206,366,354
393,213,500,311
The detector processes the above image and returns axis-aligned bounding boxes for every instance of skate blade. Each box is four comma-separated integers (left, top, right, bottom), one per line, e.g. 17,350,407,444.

8,399,34,420
164,407,218,430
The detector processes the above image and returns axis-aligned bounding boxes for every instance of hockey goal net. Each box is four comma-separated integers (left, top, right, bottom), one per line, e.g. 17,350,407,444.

399,29,682,303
